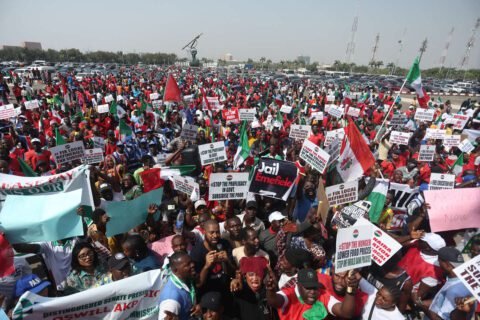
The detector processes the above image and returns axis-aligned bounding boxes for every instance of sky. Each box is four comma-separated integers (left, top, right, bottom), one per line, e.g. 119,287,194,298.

1,0,479,69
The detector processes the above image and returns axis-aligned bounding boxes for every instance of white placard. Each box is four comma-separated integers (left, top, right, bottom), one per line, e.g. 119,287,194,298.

325,138,341,164
327,95,336,102
445,114,469,130
311,112,323,121
443,135,461,148
389,131,412,146
346,107,361,118
414,109,435,122
335,224,373,273
198,141,227,166
24,99,40,110
152,100,163,109
324,128,345,147
453,255,480,303
150,92,160,101
325,180,358,207
96,104,109,114
418,145,436,162
49,141,85,165
425,128,446,140
389,114,406,127
91,136,105,150
458,139,475,153
183,94,194,102
208,172,249,200
289,125,311,140
172,176,199,198
0,104,15,120
299,139,331,174
104,94,114,103
239,108,257,121
180,124,198,142
429,173,455,190
280,105,292,113
82,148,104,164
327,105,344,119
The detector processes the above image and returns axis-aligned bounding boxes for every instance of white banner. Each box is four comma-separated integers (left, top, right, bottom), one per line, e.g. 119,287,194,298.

414,109,435,122
325,180,358,207
453,255,480,304
289,125,311,140
198,141,227,166
299,140,330,174
96,104,109,114
50,141,86,165
389,131,412,146
83,148,104,165
418,145,436,162
180,124,198,142
12,270,162,320
0,104,15,120
239,108,257,121
429,173,455,190
209,173,249,200
335,224,373,273
24,99,40,110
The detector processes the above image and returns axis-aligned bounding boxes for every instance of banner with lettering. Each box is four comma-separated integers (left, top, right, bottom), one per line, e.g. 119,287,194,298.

248,158,297,201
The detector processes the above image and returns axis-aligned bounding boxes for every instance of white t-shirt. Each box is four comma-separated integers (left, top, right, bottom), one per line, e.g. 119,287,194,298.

359,279,404,320
39,240,76,290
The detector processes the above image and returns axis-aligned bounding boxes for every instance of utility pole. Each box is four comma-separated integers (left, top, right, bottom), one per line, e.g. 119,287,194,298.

459,18,480,81
345,16,358,65
439,27,454,73
369,33,380,72
418,38,428,63
393,28,407,75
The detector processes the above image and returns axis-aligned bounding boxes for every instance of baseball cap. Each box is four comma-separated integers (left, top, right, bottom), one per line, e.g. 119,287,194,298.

246,200,258,209
108,252,130,270
297,268,320,289
116,141,124,146
422,233,446,252
438,247,464,268
268,211,286,223
200,291,222,312
15,274,51,298
31,138,41,144
99,183,112,191
194,199,207,209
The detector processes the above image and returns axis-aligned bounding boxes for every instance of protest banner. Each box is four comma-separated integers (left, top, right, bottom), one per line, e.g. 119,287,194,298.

453,255,480,303
12,270,163,320
0,165,93,210
414,109,435,122
249,158,297,201
299,139,331,174
389,131,412,146
418,145,436,162
172,176,199,199
92,136,105,150
424,188,480,232
50,141,86,166
209,173,249,201
0,189,83,244
325,180,358,207
239,108,257,121
389,114,406,127
429,173,455,190
149,92,160,101
327,105,344,118
82,148,104,165
106,188,163,237
335,224,373,273
388,182,419,212
280,105,292,113
104,94,114,103
289,125,311,140
324,128,345,147
180,124,198,142
24,99,40,110
222,108,239,123
355,218,402,266
311,111,323,120
425,128,446,140
332,201,371,228
458,139,475,153
198,141,227,166
443,135,461,148
346,107,361,118
445,114,469,130
0,104,15,120
96,104,109,114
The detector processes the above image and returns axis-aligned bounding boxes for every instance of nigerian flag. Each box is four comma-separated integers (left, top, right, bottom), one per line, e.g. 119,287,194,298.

452,153,464,176
55,127,66,146
18,157,37,177
119,119,133,141
233,121,251,169
367,179,389,223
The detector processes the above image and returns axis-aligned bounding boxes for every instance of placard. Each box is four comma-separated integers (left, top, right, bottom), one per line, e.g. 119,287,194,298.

389,131,412,146
172,176,199,199
0,104,15,120
325,180,358,207
24,99,39,110
248,158,297,201
311,111,324,120
414,109,435,122
425,128,446,140
239,108,257,121
335,224,372,273
389,182,419,212
209,172,249,200
207,97,221,110
183,94,194,102
418,145,436,162
92,136,105,150
222,108,239,123
389,114,406,127
346,107,361,118
325,138,341,164
453,255,480,303
104,94,114,103
96,104,109,114
443,135,461,148
152,100,162,109
49,141,86,165
180,124,198,142
324,128,345,147
327,105,344,119
280,105,292,113
458,139,475,153
198,141,227,166
333,201,371,228
82,148,104,164
289,125,311,140
429,173,455,190
150,92,160,101
445,114,469,130
299,140,330,174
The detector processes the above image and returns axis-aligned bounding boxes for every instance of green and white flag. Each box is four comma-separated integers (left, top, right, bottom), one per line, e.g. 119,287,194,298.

119,119,132,141
367,179,390,223
233,121,251,169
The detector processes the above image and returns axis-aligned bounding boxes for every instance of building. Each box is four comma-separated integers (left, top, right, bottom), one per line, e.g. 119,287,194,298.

1,45,22,50
297,55,311,65
22,42,42,50
224,53,233,61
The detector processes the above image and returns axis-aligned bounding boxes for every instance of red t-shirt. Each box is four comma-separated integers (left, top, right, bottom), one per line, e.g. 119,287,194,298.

24,149,51,171
277,285,337,320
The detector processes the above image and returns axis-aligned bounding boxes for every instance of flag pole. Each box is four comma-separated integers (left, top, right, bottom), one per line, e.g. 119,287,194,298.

374,77,408,141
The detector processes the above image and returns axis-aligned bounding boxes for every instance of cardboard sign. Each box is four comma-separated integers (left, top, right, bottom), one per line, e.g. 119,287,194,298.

92,136,105,150
49,141,86,165
425,128,446,140
207,97,221,110
425,188,480,232
324,128,345,147
327,105,344,119
346,107,361,118
82,148,104,164
0,104,15,120
335,224,373,273
325,138,341,165
222,108,239,123
443,135,461,148
280,105,292,113
445,114,469,130
24,99,40,110
209,173,249,200
96,104,109,114
299,140,330,174
453,255,480,303
418,145,436,162
389,131,412,146
249,158,297,201
388,182,419,212
172,176,199,199
414,109,435,122
180,124,198,142
239,108,257,121
198,141,227,166
104,94,114,103
325,180,358,207
311,111,324,120
152,100,163,109
429,173,455,190
389,114,406,127
289,125,311,140
356,218,402,266
327,95,336,102
150,92,160,101
333,201,371,228
459,139,475,153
